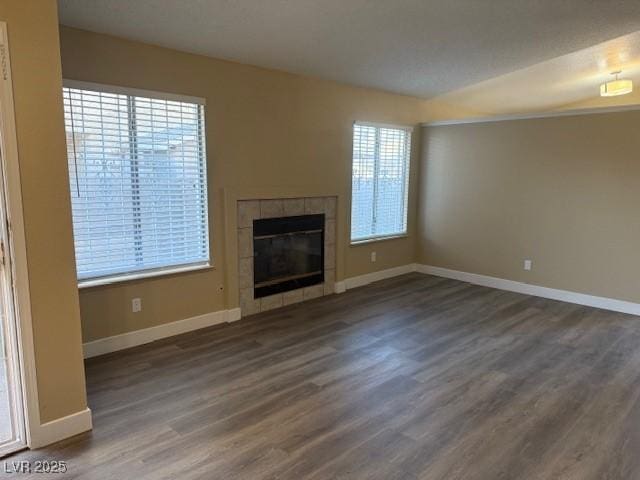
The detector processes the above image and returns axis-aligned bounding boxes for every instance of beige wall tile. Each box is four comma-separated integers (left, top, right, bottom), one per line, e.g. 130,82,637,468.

283,289,304,306
324,268,335,284
324,243,335,270
323,269,335,295
240,288,260,316
325,219,336,245
305,197,324,215
238,200,260,228
238,228,253,258
260,199,284,218
261,293,283,311
283,197,305,216
303,284,324,300
325,196,337,219
238,257,253,289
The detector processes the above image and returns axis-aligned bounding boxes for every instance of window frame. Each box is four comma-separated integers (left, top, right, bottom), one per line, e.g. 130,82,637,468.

349,121,412,245
63,80,212,288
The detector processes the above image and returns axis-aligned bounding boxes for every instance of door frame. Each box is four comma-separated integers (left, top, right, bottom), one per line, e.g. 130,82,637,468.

0,20,41,453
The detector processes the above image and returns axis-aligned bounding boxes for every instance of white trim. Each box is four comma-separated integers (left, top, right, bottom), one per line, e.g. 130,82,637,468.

332,263,418,294
83,307,242,359
79,262,212,289
342,264,418,291
82,263,640,361
0,21,40,452
422,104,640,127
418,265,640,316
354,120,414,131
63,79,207,105
226,307,242,323
29,408,92,450
0,439,24,458
350,233,408,245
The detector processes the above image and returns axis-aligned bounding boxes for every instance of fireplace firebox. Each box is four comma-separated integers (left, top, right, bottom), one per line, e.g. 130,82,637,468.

253,214,324,298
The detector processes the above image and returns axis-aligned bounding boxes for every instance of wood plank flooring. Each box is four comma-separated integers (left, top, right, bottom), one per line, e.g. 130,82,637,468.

9,273,640,479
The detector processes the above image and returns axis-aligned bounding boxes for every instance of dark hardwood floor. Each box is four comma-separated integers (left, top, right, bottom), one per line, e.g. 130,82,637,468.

9,273,640,479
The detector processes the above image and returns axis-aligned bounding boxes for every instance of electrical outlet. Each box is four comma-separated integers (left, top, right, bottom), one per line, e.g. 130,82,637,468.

132,297,142,313
524,259,532,271
371,251,377,263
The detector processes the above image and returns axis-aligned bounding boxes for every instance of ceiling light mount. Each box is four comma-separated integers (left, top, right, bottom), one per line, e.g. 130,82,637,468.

600,71,633,97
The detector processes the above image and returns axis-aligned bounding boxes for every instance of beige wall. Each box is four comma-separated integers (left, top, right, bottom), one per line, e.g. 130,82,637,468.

0,1,87,422
59,27,427,342
419,110,640,303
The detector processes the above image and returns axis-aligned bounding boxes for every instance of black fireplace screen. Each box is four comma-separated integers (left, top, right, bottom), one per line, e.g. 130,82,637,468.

253,214,324,298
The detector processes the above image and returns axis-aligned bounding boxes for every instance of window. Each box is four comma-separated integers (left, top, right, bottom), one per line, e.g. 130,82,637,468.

350,122,411,242
63,82,209,284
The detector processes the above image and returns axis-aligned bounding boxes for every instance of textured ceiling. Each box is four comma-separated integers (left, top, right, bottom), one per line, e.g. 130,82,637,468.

429,30,640,116
58,0,640,99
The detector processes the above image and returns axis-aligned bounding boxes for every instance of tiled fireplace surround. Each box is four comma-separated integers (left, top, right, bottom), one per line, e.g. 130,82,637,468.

237,196,337,316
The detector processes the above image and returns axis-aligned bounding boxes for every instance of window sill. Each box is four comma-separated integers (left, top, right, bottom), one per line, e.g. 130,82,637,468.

350,234,409,246
78,262,213,289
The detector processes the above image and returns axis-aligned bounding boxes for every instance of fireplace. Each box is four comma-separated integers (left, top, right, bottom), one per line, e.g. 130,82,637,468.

253,214,324,298
237,196,336,316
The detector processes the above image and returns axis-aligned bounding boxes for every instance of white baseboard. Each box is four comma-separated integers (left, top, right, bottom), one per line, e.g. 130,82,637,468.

339,263,418,292
226,307,242,323
83,308,242,359
418,264,640,316
29,407,92,449
84,263,639,359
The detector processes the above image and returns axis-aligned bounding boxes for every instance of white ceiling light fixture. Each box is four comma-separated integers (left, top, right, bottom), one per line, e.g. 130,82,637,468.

600,71,633,97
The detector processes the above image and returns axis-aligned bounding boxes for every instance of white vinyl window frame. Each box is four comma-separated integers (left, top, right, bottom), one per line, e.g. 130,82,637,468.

350,121,412,244
63,80,211,288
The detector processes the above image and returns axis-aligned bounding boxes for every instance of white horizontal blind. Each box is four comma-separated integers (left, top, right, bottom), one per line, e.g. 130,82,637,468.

351,123,411,241
63,86,209,282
